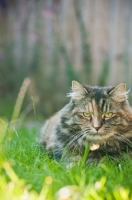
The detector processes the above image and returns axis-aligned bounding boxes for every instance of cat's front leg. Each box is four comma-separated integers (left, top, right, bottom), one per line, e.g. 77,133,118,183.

85,150,104,165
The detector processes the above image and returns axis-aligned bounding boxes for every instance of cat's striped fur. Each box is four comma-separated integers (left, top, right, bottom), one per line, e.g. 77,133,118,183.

38,81,132,163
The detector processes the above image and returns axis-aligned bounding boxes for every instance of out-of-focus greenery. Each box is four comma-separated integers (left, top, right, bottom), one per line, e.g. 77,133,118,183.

0,0,89,119
1,0,132,119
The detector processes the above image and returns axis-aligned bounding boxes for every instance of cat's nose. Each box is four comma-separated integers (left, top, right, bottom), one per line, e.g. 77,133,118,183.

94,126,101,131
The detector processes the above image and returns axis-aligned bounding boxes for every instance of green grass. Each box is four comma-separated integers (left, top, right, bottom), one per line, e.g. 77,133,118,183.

1,124,132,199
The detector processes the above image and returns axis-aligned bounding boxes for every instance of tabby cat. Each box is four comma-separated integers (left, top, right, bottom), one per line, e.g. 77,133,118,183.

38,81,132,164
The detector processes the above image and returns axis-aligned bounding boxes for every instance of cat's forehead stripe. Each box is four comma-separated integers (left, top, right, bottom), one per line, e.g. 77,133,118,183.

87,100,99,114
107,103,109,112
103,102,107,112
88,102,93,113
99,98,105,110
90,97,109,113
92,99,98,115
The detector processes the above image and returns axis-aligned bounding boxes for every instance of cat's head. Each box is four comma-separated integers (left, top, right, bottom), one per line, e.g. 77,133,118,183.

67,81,131,142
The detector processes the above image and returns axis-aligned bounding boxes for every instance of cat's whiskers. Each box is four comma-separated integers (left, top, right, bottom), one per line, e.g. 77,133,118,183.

61,133,80,147
104,127,110,130
113,135,131,147
83,130,91,134
57,131,83,154
54,134,78,154
114,133,132,147
62,133,83,154
67,133,83,149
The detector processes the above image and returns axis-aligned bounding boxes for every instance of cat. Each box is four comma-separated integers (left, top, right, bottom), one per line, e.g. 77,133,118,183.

38,80,132,164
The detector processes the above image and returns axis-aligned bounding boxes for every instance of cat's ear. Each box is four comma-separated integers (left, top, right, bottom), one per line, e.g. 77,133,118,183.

109,83,128,102
67,80,88,100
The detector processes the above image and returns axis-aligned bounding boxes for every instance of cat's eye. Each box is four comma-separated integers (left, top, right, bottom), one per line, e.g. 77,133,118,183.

103,112,113,118
83,112,91,117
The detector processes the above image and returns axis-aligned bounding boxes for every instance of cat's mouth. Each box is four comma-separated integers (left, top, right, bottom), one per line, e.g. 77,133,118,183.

85,131,114,141
86,134,103,141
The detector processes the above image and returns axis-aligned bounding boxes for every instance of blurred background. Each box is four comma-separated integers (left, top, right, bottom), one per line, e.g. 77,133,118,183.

0,0,132,121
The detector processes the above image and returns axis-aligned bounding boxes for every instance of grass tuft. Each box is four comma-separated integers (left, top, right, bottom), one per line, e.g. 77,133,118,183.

0,124,132,199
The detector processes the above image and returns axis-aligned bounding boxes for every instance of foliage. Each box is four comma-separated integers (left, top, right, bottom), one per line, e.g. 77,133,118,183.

0,0,92,118
1,0,132,118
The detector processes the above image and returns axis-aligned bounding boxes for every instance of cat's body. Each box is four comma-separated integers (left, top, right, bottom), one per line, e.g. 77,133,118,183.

38,81,132,164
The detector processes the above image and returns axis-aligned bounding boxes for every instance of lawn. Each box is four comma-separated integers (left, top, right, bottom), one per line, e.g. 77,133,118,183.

1,121,132,200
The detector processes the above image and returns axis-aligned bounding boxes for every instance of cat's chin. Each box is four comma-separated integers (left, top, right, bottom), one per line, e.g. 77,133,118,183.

86,134,104,141
86,132,114,141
